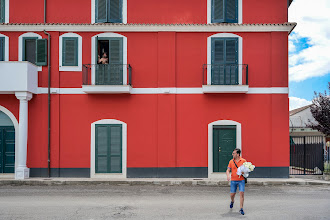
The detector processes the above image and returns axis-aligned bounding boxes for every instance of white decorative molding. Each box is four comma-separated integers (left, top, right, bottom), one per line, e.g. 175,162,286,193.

0,23,297,33
207,33,243,85
18,32,42,71
82,85,132,93
248,87,289,94
208,120,242,179
91,33,128,85
90,119,127,178
0,105,19,177
202,85,248,93
91,0,127,24
36,87,289,94
4,0,9,23
0,33,9,61
59,33,82,72
207,0,243,24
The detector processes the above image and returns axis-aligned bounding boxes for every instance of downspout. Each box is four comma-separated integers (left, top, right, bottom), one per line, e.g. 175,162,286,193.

44,30,51,178
44,0,51,178
44,0,47,23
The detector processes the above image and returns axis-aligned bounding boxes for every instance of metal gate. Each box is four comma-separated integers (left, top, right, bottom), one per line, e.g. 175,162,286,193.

290,136,325,175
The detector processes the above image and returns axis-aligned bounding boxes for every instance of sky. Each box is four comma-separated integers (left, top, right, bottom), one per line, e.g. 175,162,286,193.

288,0,330,110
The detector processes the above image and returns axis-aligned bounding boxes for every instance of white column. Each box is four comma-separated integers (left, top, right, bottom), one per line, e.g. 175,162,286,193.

15,92,33,180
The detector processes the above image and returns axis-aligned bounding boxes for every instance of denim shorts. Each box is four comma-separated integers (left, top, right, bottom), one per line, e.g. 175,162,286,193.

230,180,245,193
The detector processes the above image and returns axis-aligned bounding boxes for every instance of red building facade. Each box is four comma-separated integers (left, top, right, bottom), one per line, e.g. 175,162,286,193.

0,0,295,179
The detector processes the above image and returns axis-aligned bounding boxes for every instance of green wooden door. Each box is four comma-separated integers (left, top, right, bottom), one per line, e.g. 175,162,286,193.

213,125,236,172
95,124,122,173
0,126,15,173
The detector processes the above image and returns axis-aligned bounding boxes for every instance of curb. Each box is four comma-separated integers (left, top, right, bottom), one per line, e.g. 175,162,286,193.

0,179,329,186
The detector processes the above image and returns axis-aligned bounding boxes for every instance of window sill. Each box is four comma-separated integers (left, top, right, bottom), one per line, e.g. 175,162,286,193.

59,66,82,72
202,85,249,93
82,85,132,94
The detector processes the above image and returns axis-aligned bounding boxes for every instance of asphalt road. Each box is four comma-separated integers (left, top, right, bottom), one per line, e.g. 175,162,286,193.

0,184,329,220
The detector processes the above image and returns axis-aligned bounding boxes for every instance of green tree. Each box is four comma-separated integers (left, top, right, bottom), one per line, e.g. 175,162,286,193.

306,82,330,135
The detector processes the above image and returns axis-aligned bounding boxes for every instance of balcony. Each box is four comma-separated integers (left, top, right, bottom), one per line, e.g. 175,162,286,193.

202,64,249,93
0,61,38,94
82,64,132,94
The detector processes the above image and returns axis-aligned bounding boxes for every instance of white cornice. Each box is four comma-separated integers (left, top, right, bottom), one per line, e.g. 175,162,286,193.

37,87,289,94
0,23,296,33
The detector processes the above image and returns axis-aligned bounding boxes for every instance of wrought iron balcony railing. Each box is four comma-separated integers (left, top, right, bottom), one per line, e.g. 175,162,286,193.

203,64,248,86
82,64,132,86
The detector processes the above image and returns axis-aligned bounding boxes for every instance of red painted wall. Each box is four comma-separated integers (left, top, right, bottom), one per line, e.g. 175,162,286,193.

1,0,290,173
22,93,289,169
0,31,288,89
9,0,288,24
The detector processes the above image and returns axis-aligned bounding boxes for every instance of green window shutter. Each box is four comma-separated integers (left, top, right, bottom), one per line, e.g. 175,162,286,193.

225,0,238,23
109,0,122,23
96,0,107,23
212,0,224,23
211,38,225,85
0,37,4,61
225,38,238,64
109,38,123,64
212,0,238,23
62,37,78,66
0,0,5,23
211,38,238,85
35,39,47,66
109,38,123,84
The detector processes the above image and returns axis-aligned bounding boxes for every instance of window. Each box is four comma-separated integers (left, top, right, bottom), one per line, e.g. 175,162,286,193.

95,37,123,85
62,37,78,66
211,0,238,23
0,37,4,61
91,33,127,86
95,0,122,23
23,37,47,66
211,37,238,85
59,33,82,71
0,0,5,23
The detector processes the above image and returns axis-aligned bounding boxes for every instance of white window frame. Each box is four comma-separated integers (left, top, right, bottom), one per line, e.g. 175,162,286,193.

207,0,242,24
91,33,127,85
208,120,242,178
0,33,9,61
91,0,127,24
59,33,82,72
18,32,42,71
207,33,243,85
90,119,127,178
2,0,9,23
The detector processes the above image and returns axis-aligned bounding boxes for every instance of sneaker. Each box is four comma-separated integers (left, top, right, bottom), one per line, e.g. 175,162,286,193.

230,202,234,209
239,208,245,215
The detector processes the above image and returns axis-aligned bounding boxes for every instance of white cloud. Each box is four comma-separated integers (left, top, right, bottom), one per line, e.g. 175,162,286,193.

289,0,330,82
289,97,312,111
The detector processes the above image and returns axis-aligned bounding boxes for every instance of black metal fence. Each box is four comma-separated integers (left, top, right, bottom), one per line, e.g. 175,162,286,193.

290,136,325,175
82,64,132,86
202,64,248,85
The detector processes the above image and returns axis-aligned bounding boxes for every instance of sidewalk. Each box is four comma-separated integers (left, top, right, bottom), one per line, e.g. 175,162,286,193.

0,174,329,186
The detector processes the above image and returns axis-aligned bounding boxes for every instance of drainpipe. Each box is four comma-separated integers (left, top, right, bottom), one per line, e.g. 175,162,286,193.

44,0,47,23
44,30,51,178
44,0,51,178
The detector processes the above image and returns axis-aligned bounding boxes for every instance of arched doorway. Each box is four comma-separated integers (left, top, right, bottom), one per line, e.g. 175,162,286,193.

0,110,15,173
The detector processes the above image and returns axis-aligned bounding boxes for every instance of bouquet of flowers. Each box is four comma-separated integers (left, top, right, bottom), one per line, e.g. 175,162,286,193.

237,162,255,178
